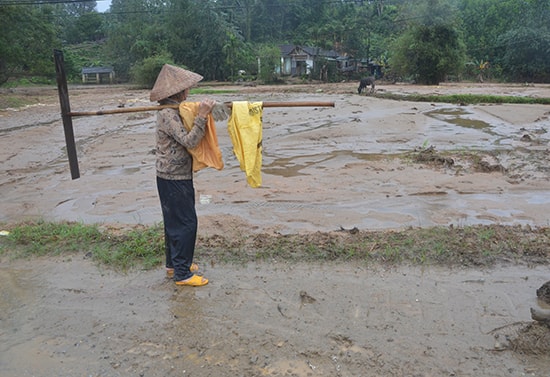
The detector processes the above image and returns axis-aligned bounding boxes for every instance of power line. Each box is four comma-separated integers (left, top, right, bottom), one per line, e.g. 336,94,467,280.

0,0,95,5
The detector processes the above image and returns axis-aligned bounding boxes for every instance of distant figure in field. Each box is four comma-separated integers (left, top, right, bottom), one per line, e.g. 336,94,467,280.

358,76,375,94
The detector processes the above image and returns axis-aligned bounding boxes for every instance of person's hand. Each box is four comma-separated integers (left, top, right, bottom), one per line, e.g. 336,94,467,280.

198,98,216,118
212,102,232,121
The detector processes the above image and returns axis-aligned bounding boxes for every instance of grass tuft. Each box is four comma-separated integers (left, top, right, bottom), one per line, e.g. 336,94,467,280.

191,88,238,95
1,221,164,271
374,92,550,105
1,221,549,271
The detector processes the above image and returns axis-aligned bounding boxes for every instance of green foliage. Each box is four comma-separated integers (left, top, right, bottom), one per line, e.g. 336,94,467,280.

390,24,466,85
458,0,550,83
130,53,175,88
92,225,164,270
104,0,170,81
62,42,110,82
257,44,283,84
399,0,459,27
2,0,550,85
222,30,257,80
63,12,105,44
458,0,520,61
497,27,550,82
0,5,60,85
163,1,233,81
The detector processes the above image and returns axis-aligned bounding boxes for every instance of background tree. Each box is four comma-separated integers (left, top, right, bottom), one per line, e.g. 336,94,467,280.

0,5,60,84
164,1,232,80
458,0,523,81
63,1,97,15
248,0,296,43
63,12,104,44
458,0,550,82
498,27,550,82
130,52,175,88
222,30,256,80
389,0,465,84
104,0,168,81
257,44,282,84
1,0,550,86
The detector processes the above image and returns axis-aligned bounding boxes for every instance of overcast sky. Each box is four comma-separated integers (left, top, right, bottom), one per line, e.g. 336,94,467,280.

96,0,111,13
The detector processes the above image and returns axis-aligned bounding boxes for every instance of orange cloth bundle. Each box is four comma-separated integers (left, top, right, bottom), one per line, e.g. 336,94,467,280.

179,102,224,172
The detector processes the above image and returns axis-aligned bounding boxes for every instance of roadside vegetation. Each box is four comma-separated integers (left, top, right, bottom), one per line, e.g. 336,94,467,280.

1,221,548,272
374,92,550,105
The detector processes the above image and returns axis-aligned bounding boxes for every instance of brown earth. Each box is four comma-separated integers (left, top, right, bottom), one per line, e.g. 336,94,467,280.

1,81,550,376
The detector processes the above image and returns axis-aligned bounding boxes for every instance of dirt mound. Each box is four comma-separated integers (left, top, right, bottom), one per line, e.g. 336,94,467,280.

492,322,550,356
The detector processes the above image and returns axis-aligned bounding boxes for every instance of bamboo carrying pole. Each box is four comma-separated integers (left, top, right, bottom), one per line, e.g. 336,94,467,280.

54,50,335,179
69,101,335,117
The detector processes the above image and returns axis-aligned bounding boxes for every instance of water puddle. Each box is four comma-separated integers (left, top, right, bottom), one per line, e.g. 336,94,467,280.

426,107,492,130
263,151,397,178
95,166,142,175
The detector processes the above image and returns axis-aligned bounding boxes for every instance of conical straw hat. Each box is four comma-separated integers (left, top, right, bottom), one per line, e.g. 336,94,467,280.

150,64,203,101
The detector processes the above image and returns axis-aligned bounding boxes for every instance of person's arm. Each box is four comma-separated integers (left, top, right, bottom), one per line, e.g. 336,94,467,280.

159,108,206,149
159,98,215,149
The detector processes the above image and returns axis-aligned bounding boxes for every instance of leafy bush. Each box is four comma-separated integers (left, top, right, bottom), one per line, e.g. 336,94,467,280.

257,44,283,84
130,53,175,89
390,24,465,85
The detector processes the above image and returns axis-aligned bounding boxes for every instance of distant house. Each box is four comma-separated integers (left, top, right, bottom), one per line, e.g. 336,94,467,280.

81,67,115,84
279,45,339,77
277,44,384,80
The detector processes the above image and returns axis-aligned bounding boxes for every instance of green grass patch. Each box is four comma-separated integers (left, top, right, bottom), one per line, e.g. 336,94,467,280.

198,224,550,268
0,95,37,110
374,92,550,105
1,221,549,271
191,88,238,95
0,221,163,271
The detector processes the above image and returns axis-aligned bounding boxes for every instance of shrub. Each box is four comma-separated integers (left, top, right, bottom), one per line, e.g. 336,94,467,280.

130,53,175,89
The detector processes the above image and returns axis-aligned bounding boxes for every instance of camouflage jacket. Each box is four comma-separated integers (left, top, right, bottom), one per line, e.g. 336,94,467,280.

155,107,206,180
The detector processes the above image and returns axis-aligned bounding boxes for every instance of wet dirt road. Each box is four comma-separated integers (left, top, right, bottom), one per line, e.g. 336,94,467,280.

1,257,549,377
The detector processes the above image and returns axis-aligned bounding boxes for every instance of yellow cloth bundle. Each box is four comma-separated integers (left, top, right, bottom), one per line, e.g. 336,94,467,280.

227,101,263,188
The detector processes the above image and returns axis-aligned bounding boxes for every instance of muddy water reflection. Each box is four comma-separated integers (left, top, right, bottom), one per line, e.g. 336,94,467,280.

263,151,394,178
426,107,492,130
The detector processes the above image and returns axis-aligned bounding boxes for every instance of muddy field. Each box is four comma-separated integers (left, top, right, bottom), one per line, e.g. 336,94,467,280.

1,81,550,376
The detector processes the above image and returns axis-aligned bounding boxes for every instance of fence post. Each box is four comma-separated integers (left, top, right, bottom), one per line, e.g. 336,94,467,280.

54,49,80,179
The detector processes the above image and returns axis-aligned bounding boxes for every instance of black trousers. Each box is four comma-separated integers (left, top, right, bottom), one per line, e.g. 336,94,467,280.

156,177,197,281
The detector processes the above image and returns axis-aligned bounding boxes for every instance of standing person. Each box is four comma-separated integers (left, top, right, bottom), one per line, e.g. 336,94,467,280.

150,64,215,287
